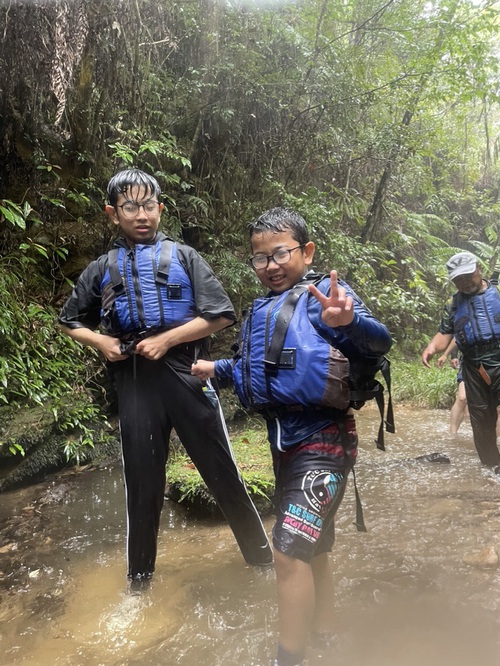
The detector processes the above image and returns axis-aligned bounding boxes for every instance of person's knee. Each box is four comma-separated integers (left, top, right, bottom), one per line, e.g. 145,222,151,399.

310,551,330,573
274,548,306,580
274,548,295,571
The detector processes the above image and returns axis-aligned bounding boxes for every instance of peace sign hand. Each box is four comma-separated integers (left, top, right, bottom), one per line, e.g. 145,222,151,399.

308,270,354,328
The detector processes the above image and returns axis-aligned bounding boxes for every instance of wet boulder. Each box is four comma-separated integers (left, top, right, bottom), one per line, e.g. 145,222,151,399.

0,406,120,492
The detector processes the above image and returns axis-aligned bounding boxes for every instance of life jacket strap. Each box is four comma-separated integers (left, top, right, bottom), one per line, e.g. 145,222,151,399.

107,241,174,293
460,339,500,357
155,241,173,286
264,283,312,372
108,248,126,295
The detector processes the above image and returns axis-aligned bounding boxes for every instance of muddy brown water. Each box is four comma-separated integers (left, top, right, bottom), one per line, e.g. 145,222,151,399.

1,406,500,666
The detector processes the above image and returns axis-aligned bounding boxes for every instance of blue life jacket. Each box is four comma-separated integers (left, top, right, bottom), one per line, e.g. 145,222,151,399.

452,283,500,350
232,275,394,450
233,283,351,412
100,239,196,335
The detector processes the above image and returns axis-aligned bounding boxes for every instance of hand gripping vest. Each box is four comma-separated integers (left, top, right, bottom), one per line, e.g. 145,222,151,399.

100,240,197,335
233,284,351,413
452,283,500,351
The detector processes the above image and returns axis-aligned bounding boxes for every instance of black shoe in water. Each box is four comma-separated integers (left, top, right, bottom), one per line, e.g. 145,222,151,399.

128,572,153,593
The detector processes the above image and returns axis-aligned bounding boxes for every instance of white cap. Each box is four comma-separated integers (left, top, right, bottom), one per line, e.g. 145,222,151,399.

446,252,477,280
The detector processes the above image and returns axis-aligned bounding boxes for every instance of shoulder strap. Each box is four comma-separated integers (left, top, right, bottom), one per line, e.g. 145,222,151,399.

107,248,125,295
108,241,174,291
264,276,323,372
155,240,173,286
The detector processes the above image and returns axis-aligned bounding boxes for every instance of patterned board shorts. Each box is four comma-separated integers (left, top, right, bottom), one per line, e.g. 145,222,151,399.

272,416,358,563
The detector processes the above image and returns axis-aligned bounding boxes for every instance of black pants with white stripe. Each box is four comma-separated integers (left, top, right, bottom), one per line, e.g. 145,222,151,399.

111,352,272,578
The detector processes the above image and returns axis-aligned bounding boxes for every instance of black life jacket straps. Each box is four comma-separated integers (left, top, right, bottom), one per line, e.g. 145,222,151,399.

107,241,174,291
107,248,126,295
264,283,312,372
349,356,395,451
155,241,173,286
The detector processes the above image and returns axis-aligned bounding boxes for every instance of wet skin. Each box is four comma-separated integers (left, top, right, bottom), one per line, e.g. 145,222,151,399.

452,268,485,295
250,230,315,294
105,185,164,247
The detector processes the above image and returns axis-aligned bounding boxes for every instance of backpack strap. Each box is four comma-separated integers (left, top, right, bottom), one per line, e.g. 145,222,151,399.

373,358,395,451
351,467,367,532
349,356,394,451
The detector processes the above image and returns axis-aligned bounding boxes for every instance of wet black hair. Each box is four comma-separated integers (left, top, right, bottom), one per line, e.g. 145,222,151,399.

106,169,162,206
248,207,310,246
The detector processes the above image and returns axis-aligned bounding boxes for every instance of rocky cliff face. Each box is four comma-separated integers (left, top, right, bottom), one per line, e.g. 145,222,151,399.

0,406,120,492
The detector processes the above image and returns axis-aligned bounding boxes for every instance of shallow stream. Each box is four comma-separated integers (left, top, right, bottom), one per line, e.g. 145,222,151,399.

1,406,500,666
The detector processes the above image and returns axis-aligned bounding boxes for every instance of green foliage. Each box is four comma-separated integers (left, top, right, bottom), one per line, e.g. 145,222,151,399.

54,397,115,464
1,0,500,468
108,131,193,209
0,199,40,231
0,197,108,462
8,442,25,457
391,356,458,409
0,279,108,461
167,427,274,504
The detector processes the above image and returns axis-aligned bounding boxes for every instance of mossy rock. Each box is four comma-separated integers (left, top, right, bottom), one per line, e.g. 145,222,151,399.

166,428,275,518
0,406,121,492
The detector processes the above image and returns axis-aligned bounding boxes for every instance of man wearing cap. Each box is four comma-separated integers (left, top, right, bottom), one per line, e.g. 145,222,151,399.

422,251,500,468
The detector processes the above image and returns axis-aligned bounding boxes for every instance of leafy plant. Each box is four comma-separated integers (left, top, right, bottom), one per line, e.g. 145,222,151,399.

8,442,25,457
391,356,457,409
0,234,108,462
0,199,41,231
167,426,274,508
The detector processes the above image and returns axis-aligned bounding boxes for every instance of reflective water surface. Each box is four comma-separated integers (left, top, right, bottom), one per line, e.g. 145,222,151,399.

2,407,500,666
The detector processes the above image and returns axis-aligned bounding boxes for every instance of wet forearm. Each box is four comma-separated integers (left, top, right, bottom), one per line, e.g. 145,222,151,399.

60,324,106,351
160,316,233,348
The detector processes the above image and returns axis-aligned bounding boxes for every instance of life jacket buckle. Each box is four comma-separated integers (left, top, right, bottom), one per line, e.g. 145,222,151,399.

263,359,279,373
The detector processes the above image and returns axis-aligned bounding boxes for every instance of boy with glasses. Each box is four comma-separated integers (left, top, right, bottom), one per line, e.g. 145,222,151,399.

59,169,272,587
192,207,391,666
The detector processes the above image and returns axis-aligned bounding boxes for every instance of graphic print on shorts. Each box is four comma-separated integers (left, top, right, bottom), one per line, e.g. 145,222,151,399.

301,469,343,513
280,470,344,544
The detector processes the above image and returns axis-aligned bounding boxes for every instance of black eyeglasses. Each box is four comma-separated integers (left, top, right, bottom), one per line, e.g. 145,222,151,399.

249,245,305,270
115,200,160,218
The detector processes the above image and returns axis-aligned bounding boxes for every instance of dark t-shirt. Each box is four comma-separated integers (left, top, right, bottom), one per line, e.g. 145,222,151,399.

439,286,500,366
